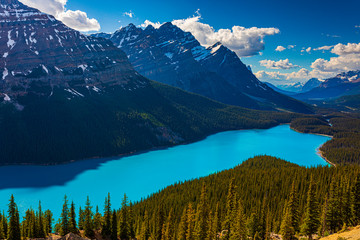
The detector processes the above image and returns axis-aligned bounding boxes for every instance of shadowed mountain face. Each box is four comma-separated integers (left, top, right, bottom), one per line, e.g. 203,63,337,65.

94,23,312,113
0,0,299,165
0,0,145,96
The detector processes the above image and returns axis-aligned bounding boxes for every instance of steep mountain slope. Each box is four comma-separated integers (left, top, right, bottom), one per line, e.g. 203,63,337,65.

295,71,360,101
0,0,142,95
301,78,322,92
0,0,298,165
96,23,312,113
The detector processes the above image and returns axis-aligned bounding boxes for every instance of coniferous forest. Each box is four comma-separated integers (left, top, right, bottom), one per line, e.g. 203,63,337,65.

2,156,360,240
290,112,360,165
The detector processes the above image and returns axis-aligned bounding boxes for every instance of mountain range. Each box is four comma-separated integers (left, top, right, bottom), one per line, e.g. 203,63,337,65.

294,70,360,101
0,0,299,165
93,23,311,113
266,78,322,94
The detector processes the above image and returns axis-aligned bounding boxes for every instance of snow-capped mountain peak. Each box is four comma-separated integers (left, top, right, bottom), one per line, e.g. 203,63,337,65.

0,0,146,96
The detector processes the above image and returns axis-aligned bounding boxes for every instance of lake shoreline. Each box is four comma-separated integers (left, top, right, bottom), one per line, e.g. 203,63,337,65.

0,123,332,169
0,123,282,168
290,126,334,166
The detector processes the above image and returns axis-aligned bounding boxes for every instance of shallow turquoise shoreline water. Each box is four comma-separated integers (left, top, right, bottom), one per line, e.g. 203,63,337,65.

0,125,330,218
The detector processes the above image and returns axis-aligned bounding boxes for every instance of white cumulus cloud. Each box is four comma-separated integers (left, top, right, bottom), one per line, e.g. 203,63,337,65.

311,43,360,73
313,45,334,51
255,68,334,83
141,11,280,57
19,0,100,32
259,59,300,70
331,43,360,55
275,46,286,52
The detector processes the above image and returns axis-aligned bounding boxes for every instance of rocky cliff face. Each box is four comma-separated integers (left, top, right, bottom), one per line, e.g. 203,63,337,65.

0,0,146,97
97,23,311,113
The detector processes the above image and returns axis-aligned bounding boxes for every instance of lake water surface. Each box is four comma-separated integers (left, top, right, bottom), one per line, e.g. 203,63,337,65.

0,125,330,218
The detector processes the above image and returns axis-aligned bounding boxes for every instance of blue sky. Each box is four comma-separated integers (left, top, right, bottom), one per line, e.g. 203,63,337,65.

21,0,360,85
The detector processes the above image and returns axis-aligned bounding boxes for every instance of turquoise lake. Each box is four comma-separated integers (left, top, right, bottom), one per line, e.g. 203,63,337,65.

0,125,330,218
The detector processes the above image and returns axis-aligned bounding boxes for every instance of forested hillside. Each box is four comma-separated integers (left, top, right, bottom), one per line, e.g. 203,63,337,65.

0,81,298,165
290,113,360,165
2,156,360,240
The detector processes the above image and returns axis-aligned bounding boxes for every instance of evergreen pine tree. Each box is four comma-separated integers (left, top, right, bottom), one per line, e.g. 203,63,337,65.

222,178,236,240
128,202,135,239
177,207,188,240
78,207,85,231
319,196,328,237
69,201,78,234
102,193,112,237
154,203,165,240
229,199,247,240
119,194,129,240
247,212,257,239
351,173,360,225
302,177,320,240
194,184,208,240
37,201,46,238
139,210,150,240
44,209,53,235
280,202,295,240
162,209,174,240
93,206,102,231
60,195,69,236
326,178,341,233
111,210,118,240
7,195,21,240
185,203,195,240
288,182,300,233
84,196,94,237
0,216,5,240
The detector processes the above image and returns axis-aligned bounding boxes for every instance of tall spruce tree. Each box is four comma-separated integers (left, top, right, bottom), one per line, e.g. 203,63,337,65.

326,178,341,233
154,203,165,240
223,178,237,240
302,177,320,240
93,206,102,231
119,194,129,240
229,199,247,240
111,210,118,240
7,195,21,240
162,209,174,240
84,196,94,237
352,173,360,225
280,202,296,240
102,193,112,237
37,201,46,238
185,203,195,240
60,195,69,236
177,207,188,240
139,210,150,240
44,209,53,235
194,184,208,240
288,182,300,233
78,207,85,231
69,201,78,234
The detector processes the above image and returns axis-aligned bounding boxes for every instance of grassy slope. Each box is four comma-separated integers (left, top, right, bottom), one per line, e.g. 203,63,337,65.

320,226,360,240
0,81,299,165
